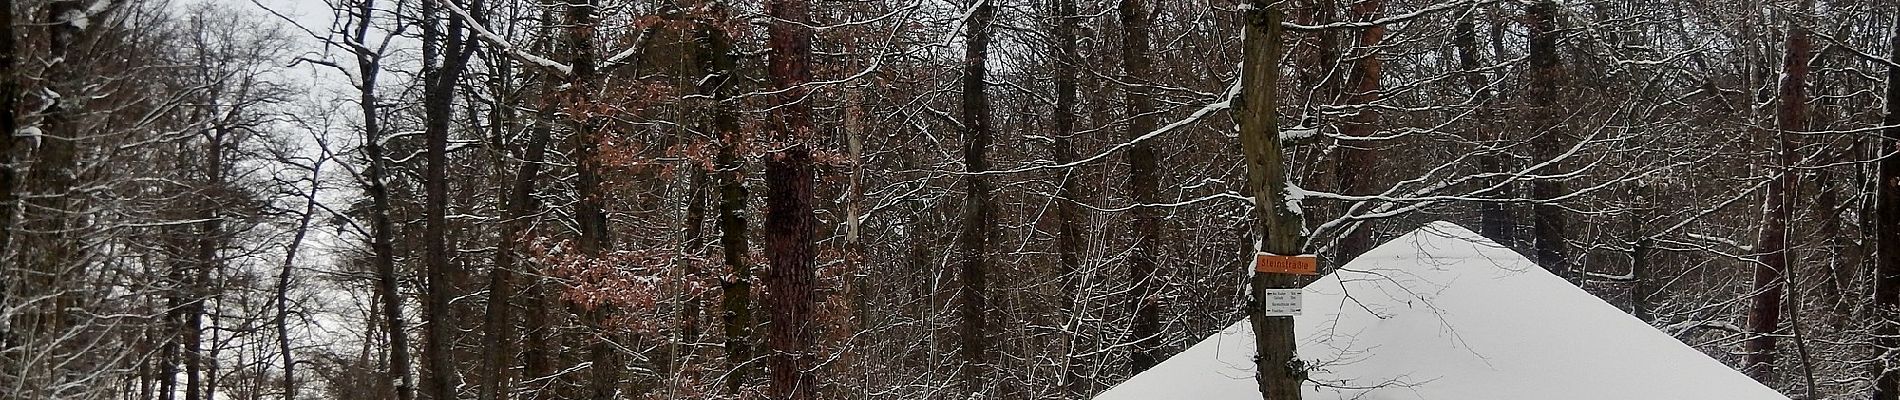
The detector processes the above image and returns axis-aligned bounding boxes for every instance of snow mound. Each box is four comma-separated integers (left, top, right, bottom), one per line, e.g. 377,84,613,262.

1094,221,1787,400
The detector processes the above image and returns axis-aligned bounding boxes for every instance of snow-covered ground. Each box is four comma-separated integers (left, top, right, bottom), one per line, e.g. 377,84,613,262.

1095,221,1788,400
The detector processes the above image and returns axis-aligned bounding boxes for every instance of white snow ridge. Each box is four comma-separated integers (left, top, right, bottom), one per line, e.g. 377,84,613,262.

1095,221,1788,400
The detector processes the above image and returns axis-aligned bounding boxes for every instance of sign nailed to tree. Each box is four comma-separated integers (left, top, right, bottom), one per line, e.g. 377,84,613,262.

1262,288,1302,316
1255,252,1318,275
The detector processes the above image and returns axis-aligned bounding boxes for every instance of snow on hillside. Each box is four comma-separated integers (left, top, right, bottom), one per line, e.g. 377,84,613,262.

1094,221,1789,400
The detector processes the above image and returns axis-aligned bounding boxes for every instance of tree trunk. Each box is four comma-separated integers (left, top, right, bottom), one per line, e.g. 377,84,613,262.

0,0,20,351
420,1,478,398
556,2,625,398
1874,12,1900,400
1744,2,1812,384
277,157,323,400
354,1,414,398
479,63,552,400
688,9,756,394
337,1,415,399
1239,3,1305,400
1049,0,1089,395
763,0,820,399
1118,0,1164,374
1455,6,1511,248
1527,0,1571,279
954,0,997,396
1334,0,1386,262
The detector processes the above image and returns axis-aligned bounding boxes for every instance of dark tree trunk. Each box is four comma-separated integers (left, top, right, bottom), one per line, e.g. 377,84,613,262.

1874,12,1900,400
1118,0,1163,374
954,0,997,395
689,9,756,394
420,1,478,398
14,2,92,367
1527,0,1571,279
1744,3,1812,383
277,158,322,400
0,0,19,346
556,2,625,398
353,1,414,398
1049,0,1089,395
1334,0,1386,262
1239,3,1305,400
479,61,551,400
1455,7,1511,247
763,0,820,399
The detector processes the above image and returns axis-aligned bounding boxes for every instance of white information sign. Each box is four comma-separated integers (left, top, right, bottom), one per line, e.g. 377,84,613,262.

1262,288,1303,316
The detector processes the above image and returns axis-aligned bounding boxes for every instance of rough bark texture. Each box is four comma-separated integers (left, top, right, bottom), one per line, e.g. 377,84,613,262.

1334,0,1386,262
1239,3,1305,400
764,0,820,399
1119,0,1163,374
1875,13,1900,400
1745,4,1811,384
1527,0,1571,279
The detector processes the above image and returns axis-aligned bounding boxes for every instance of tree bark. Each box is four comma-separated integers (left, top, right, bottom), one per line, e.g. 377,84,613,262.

1527,0,1571,279
1874,12,1900,400
1333,0,1386,262
0,0,20,352
420,1,479,398
479,62,552,400
688,7,756,394
277,157,323,400
1118,0,1164,374
1744,1,1812,384
1239,3,1305,400
351,1,414,398
1455,6,1512,248
763,0,819,399
1049,0,1090,395
954,0,997,396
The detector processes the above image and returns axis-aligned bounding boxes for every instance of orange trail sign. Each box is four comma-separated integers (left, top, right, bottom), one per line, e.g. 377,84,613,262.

1255,252,1318,276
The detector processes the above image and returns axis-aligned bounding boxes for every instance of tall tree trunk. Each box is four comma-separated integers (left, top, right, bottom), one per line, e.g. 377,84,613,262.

1049,0,1089,395
1873,12,1900,400
1118,0,1163,374
1334,0,1386,261
0,0,20,353
1239,3,1305,400
557,2,625,398
353,1,414,397
955,0,997,396
480,65,552,400
516,7,561,399
689,8,756,394
14,4,92,375
184,122,233,400
277,156,323,400
420,1,478,398
1527,0,1571,279
763,0,819,399
1744,1,1812,384
1455,6,1511,247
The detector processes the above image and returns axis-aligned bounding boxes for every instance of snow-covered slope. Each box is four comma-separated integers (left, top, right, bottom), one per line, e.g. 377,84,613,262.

1094,221,1788,400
